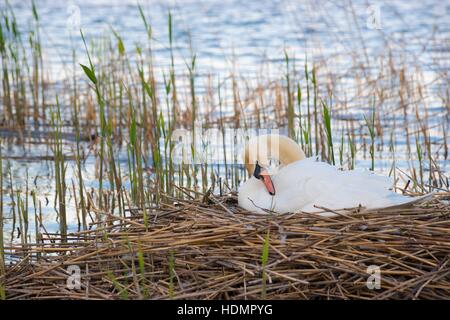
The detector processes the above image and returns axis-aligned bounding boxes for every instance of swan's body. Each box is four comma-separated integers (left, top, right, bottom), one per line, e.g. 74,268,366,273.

238,135,432,215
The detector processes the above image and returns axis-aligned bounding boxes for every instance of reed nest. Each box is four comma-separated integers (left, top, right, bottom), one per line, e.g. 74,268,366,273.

2,192,450,300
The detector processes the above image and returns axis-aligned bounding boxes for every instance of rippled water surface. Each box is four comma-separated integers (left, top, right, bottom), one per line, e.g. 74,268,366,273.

4,0,449,72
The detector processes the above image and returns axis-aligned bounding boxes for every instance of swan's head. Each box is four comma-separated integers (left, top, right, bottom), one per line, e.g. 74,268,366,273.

243,134,306,196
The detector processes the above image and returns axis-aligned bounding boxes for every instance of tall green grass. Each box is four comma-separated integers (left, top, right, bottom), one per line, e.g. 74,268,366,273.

71,45,88,231
51,96,67,242
322,98,335,165
284,51,295,140
364,106,376,171
80,30,107,210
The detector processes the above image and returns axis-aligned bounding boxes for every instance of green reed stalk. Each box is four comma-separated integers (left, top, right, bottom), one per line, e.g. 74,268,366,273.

138,63,161,204
52,97,67,242
339,131,344,167
16,191,26,245
9,28,26,127
143,79,162,204
188,54,198,192
158,112,167,194
163,75,174,194
126,143,135,202
128,100,148,226
106,29,129,214
107,271,129,300
138,4,152,40
168,11,178,118
139,4,160,156
348,132,356,170
7,162,15,244
0,18,13,122
297,83,305,149
388,127,397,189
80,30,106,210
322,99,335,165
218,78,229,184
108,134,122,219
136,123,147,227
129,107,138,202
312,66,319,156
31,189,41,259
304,61,313,156
30,0,44,124
137,241,149,298
71,46,87,230
284,51,295,139
364,107,376,171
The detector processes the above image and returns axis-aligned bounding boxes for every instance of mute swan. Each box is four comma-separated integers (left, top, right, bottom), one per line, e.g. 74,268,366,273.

238,134,432,215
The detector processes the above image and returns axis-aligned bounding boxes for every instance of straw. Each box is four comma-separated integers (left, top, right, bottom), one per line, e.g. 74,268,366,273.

2,191,449,300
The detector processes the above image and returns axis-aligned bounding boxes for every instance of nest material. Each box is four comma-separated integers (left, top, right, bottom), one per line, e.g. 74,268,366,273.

2,192,450,300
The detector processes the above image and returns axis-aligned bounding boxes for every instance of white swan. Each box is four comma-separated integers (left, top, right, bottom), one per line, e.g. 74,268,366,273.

238,134,432,215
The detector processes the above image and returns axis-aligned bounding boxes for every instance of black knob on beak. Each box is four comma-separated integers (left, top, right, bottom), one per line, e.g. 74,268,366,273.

253,161,262,179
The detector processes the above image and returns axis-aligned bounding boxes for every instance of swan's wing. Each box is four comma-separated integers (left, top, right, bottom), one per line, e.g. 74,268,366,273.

273,159,361,213
279,159,434,212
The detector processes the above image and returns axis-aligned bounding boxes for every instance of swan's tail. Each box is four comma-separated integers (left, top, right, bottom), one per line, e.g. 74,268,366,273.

367,193,434,211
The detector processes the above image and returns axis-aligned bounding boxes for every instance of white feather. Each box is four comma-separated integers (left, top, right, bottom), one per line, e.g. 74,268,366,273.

238,157,432,215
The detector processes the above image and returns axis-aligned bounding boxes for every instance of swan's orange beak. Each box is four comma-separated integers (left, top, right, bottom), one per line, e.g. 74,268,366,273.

253,162,276,196
260,171,276,196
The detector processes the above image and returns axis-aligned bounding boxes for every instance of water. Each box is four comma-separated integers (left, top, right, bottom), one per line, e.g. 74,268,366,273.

0,0,449,243
3,1,449,77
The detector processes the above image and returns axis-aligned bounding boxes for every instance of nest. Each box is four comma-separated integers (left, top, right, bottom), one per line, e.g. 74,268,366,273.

2,192,450,300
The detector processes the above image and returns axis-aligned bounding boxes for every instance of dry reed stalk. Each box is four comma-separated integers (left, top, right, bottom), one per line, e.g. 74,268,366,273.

2,191,449,300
